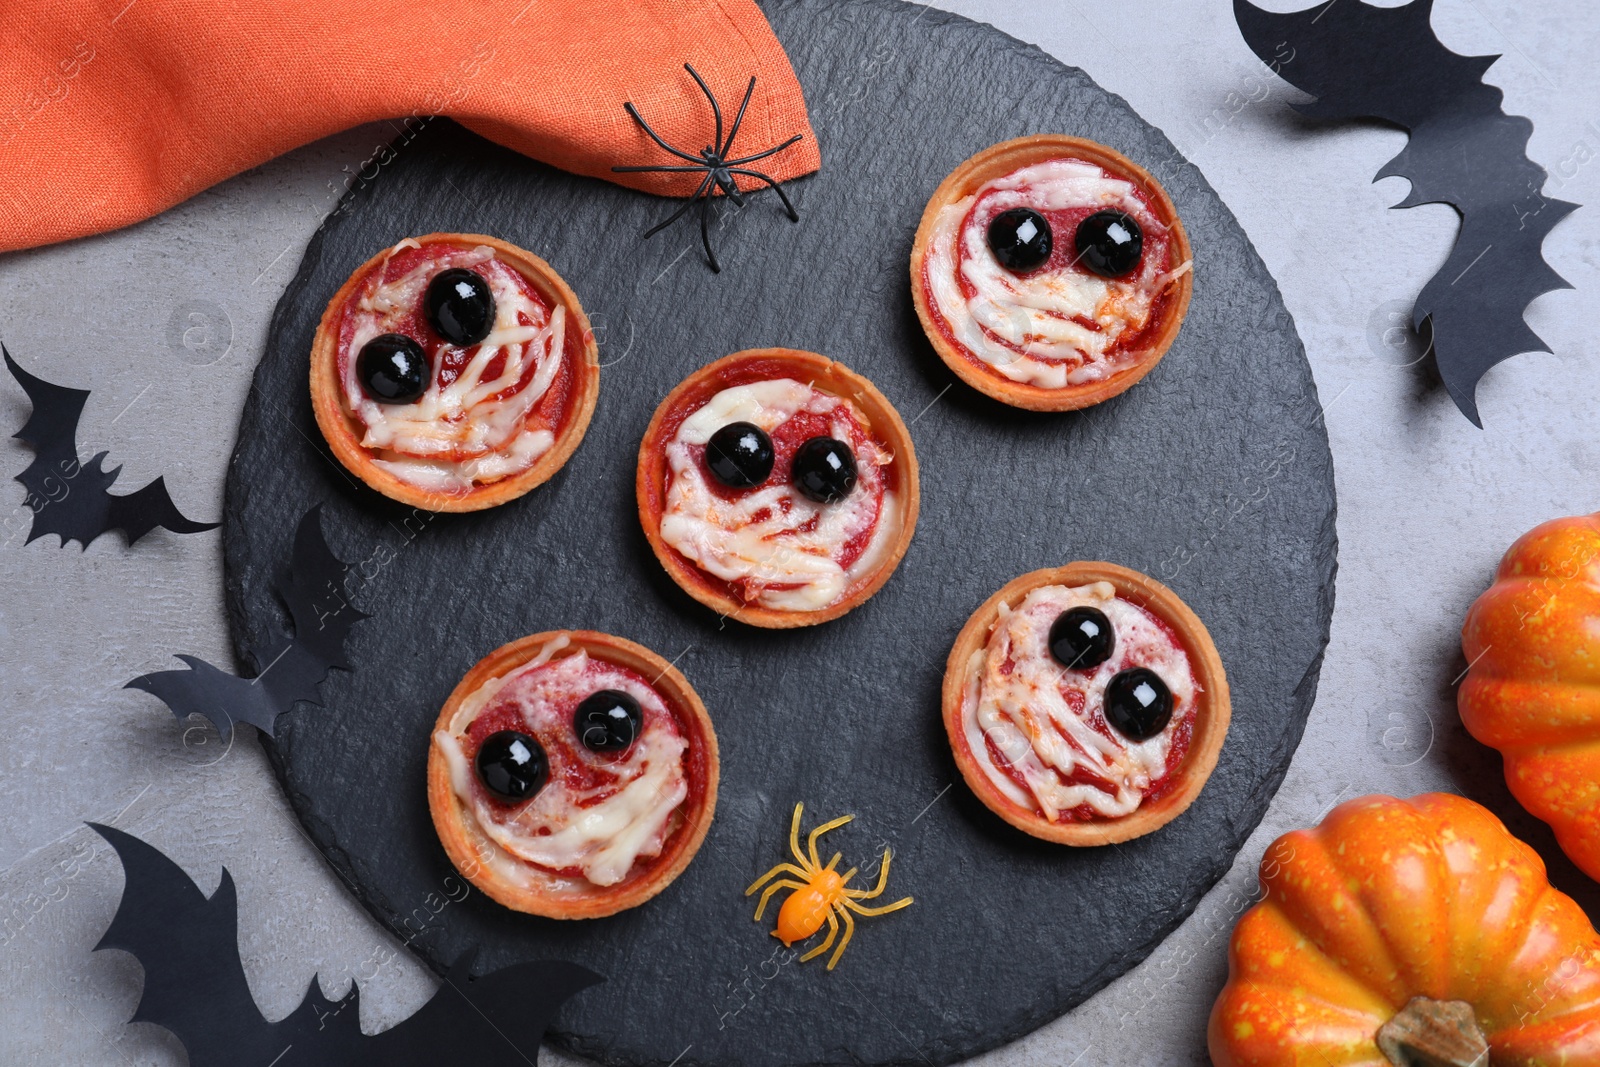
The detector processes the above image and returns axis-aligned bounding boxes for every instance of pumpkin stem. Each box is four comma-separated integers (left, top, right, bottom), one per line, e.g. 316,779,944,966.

1376,997,1490,1067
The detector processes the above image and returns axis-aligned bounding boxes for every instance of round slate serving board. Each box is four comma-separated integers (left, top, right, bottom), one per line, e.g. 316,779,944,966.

222,1,1337,1064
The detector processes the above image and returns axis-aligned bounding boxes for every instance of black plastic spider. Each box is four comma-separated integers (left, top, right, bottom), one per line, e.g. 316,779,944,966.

613,63,804,273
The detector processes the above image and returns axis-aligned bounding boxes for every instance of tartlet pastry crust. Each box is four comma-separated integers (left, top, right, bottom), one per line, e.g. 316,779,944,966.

427,630,719,918
310,232,599,512
636,347,920,629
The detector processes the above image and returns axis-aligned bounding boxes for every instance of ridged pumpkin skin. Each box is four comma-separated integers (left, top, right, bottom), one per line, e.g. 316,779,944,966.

1208,793,1600,1067
1460,512,1600,881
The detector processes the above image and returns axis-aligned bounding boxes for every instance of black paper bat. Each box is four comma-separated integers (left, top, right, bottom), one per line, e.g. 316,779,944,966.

90,823,602,1067
4,346,219,546
1234,0,1579,426
126,506,367,738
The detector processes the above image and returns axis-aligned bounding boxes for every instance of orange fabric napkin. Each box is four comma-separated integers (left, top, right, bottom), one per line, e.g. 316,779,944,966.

1,0,820,253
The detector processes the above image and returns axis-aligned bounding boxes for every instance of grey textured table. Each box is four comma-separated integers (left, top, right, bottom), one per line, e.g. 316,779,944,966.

2,1,1597,1064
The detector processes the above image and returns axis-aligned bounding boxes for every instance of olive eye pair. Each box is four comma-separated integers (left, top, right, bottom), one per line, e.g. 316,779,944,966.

986,208,1143,278
706,421,858,504
1047,606,1171,742
475,690,642,802
355,268,496,404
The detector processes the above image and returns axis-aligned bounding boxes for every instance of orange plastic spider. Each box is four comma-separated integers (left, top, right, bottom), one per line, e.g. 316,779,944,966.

744,802,913,970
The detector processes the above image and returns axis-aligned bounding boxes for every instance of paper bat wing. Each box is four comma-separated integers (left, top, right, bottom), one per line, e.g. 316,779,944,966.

5,344,86,481
104,476,221,546
3,347,114,548
1233,0,1496,126
6,347,219,544
364,949,603,1065
278,505,368,672
266,980,367,1064
91,827,604,1066
1234,0,1579,424
89,823,281,1067
125,654,287,737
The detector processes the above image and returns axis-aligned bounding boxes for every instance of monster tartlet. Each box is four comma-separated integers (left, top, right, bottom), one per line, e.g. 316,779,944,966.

311,233,598,512
637,348,919,628
911,136,1192,411
943,563,1228,845
427,631,719,918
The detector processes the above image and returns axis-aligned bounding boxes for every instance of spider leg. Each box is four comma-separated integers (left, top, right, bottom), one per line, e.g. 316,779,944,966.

788,803,807,867
753,877,807,922
726,168,800,222
723,133,804,167
721,76,758,159
683,63,724,156
621,102,704,165
807,814,854,869
824,852,842,872
642,173,714,240
745,860,811,896
842,894,914,917
844,849,893,900
700,193,720,273
827,904,857,971
839,866,858,887
799,907,840,963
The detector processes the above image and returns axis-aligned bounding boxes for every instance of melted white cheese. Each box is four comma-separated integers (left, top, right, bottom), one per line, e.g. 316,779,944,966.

342,239,565,491
925,159,1190,388
659,379,896,613
434,635,689,888
962,582,1198,820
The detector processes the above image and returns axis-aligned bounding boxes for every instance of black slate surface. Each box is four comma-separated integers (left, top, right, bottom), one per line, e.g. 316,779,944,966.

221,2,1338,1064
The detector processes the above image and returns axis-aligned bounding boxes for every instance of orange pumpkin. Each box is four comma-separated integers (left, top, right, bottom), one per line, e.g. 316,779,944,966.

1209,793,1600,1067
1460,512,1600,881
